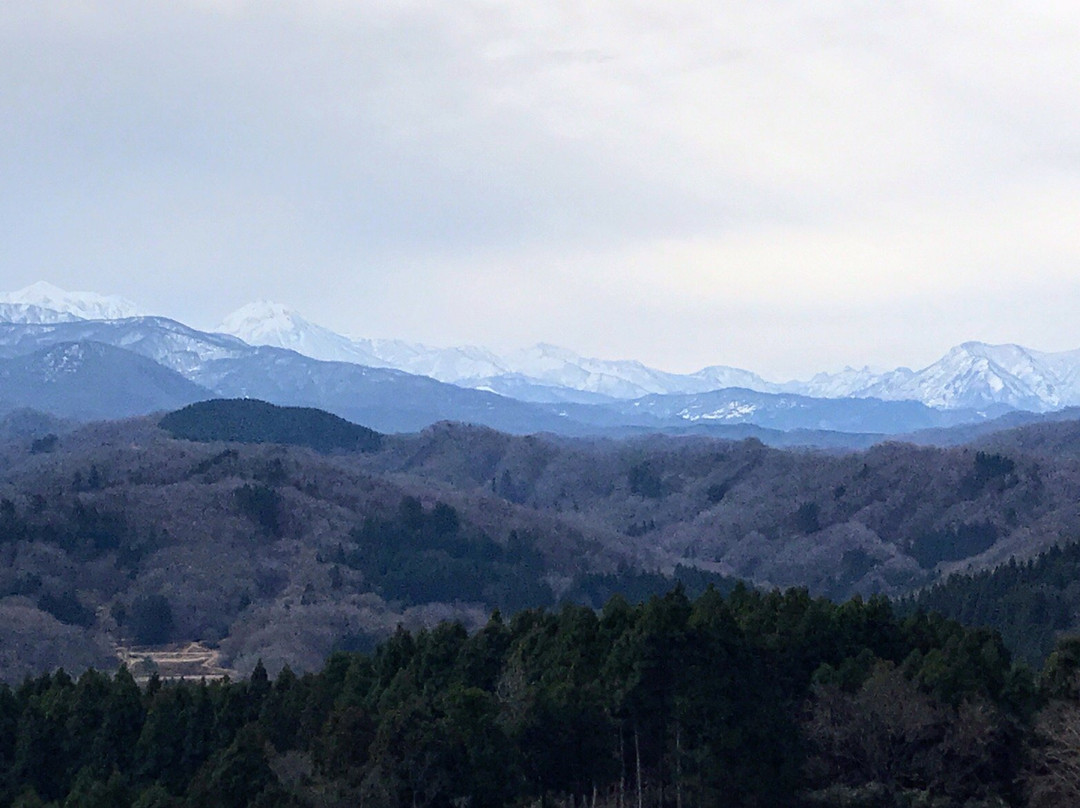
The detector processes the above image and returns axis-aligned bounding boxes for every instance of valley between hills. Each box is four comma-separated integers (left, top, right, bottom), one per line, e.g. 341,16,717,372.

4,398,1080,683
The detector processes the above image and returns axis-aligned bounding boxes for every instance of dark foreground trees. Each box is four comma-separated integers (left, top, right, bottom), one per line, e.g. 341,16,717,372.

0,586,1074,807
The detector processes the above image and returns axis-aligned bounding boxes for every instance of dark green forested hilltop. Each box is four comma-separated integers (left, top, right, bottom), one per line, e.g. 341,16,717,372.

8,586,1080,808
159,399,383,453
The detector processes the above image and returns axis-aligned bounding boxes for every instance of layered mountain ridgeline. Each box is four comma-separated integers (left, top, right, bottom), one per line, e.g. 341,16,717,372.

10,282,1080,416
4,402,1080,681
16,283,1080,456
354,420,1080,600
217,297,1080,414
0,342,211,421
0,319,580,434
0,406,744,682
0,311,1064,447
7,586,1080,808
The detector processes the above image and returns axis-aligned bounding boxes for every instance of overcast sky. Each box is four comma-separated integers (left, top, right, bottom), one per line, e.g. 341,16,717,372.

3,2,1079,379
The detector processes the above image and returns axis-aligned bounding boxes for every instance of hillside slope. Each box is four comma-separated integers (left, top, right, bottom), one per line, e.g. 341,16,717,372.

4,408,1080,680
0,417,639,680
357,421,1080,599
0,342,212,419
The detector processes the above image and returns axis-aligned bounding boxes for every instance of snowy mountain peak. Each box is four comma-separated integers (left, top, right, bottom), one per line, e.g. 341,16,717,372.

217,301,513,381
218,300,311,342
217,300,384,367
945,341,1006,359
0,282,143,321
690,364,779,394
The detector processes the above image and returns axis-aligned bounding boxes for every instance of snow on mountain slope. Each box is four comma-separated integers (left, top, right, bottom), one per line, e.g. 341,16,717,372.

218,301,387,367
217,301,828,401
0,317,252,375
1028,346,1080,402
500,343,674,398
689,365,781,394
213,300,1080,411
0,341,211,420
10,284,1080,415
860,342,1059,411
459,344,778,399
0,303,84,325
217,302,507,381
793,342,1080,412
787,366,915,399
556,387,987,434
217,303,782,400
0,281,143,321
366,339,507,382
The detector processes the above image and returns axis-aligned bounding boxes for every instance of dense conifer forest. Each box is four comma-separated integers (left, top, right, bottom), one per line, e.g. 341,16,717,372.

906,541,1080,666
4,585,1080,808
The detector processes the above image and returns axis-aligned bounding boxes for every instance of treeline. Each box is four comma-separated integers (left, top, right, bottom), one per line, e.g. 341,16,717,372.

904,541,1080,666
7,586,1080,807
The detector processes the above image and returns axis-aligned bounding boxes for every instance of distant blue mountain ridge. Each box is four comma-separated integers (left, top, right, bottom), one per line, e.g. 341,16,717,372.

0,286,1077,444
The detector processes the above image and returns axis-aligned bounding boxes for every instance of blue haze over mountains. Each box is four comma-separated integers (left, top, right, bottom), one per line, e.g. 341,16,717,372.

1,282,1079,443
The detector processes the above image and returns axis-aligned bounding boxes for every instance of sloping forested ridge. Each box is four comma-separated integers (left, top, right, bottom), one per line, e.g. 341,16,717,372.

13,412,1080,686
904,540,1080,666
6,586,1080,808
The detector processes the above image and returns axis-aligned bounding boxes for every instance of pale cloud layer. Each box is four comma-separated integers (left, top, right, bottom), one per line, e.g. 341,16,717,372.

2,1,1079,378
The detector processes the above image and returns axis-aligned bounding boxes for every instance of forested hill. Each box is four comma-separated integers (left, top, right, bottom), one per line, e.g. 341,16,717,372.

159,398,383,453
355,420,1080,598
5,407,1080,681
7,586,1078,808
0,415,735,682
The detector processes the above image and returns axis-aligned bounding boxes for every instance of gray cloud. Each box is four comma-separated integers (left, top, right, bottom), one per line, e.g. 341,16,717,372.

2,1,1079,376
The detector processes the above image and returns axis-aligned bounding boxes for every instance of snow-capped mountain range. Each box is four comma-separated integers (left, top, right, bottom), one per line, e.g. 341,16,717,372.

214,299,1080,414
218,301,509,384
788,342,1080,412
3,283,1080,417
0,281,143,323
218,301,782,403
